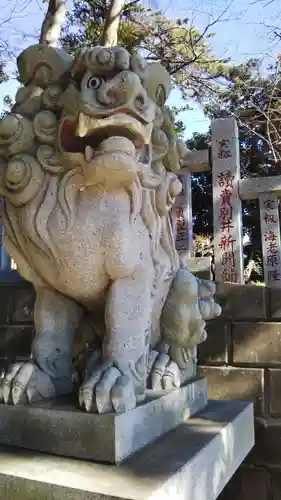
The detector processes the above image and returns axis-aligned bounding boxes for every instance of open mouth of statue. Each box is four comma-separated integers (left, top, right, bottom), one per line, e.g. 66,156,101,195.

60,111,152,162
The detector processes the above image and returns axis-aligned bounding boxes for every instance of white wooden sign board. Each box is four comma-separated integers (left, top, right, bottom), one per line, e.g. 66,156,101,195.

211,118,244,283
259,192,281,287
173,172,193,255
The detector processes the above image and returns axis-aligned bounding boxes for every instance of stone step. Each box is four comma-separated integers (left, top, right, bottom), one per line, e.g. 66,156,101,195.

0,400,254,500
0,377,207,464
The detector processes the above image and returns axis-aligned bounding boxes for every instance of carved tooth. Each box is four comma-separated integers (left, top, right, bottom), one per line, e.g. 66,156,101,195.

85,145,94,162
77,113,90,137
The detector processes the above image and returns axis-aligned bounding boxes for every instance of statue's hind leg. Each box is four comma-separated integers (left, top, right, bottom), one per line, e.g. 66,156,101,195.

79,274,151,414
0,287,82,405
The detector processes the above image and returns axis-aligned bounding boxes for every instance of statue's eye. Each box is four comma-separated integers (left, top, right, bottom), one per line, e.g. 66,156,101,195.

87,77,103,90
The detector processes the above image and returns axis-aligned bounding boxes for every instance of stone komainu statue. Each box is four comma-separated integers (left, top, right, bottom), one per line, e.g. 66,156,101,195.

0,44,221,413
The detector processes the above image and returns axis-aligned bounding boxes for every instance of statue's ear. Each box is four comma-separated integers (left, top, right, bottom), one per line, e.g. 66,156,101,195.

144,63,172,105
17,44,72,88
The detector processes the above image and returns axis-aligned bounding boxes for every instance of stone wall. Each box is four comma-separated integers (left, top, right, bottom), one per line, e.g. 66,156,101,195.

198,282,281,500
0,280,280,499
0,280,35,372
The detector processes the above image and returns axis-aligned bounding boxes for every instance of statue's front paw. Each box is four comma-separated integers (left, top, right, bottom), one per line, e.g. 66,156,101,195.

79,362,137,414
148,347,182,391
0,361,55,405
197,278,222,320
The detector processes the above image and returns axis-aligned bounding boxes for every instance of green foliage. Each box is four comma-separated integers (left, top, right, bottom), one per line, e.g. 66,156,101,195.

3,95,13,108
0,94,13,119
188,58,281,282
60,0,248,106
53,0,281,282
0,62,7,85
61,0,147,54
173,120,186,138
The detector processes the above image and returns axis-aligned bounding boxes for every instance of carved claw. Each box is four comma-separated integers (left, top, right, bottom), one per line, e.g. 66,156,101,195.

0,361,55,405
79,362,136,414
148,349,182,391
148,341,197,391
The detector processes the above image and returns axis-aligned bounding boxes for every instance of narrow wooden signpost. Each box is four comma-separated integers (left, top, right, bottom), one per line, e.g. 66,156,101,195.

173,171,193,256
259,192,281,287
211,118,244,284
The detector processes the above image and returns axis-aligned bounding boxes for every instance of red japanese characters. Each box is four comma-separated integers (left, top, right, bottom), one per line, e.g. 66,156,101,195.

218,171,238,283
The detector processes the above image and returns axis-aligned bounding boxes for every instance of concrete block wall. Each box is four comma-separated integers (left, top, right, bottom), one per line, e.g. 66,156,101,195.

1,280,281,498
0,281,35,372
198,282,281,500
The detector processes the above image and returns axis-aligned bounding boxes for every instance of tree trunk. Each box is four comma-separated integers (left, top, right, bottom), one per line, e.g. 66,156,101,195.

100,0,126,47
244,259,256,283
40,0,66,47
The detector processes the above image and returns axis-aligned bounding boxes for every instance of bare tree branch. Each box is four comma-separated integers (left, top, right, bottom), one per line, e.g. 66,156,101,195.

250,0,276,5
170,3,233,76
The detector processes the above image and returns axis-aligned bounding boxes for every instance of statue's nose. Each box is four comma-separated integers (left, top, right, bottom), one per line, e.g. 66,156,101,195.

97,71,148,111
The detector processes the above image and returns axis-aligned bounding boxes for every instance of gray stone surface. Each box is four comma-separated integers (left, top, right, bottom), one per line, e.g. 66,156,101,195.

183,256,212,280
0,377,207,464
0,400,254,500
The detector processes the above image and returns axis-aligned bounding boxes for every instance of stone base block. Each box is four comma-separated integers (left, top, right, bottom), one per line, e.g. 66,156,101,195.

0,400,254,500
0,377,207,464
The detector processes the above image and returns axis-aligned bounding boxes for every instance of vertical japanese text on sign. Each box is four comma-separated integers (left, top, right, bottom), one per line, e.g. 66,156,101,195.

262,197,281,283
218,170,237,282
218,139,232,160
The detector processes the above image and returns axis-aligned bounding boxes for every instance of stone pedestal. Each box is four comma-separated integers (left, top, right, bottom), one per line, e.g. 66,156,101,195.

0,400,254,500
0,377,207,464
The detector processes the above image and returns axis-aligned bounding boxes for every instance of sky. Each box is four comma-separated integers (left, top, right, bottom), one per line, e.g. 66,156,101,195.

0,0,280,138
